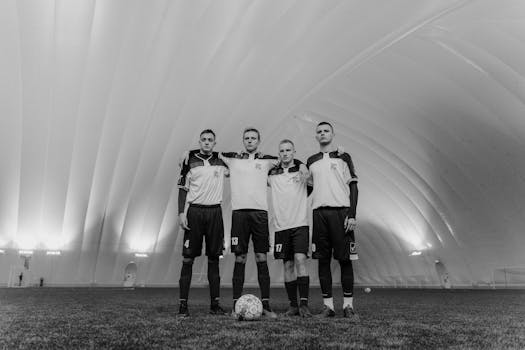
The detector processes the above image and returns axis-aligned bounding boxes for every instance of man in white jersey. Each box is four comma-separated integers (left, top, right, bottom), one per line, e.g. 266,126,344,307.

306,122,360,321
268,139,313,318
220,127,279,318
177,129,228,317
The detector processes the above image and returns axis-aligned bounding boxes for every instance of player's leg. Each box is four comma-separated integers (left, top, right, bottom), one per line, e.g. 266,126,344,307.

313,208,335,317
204,205,226,315
252,210,276,318
275,229,298,315
178,257,194,317
291,226,312,317
332,208,359,321
179,207,204,317
231,210,250,314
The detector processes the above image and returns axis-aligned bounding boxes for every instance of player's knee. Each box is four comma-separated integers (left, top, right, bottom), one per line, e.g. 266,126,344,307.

254,253,267,262
235,254,247,264
183,257,194,264
283,260,294,272
208,256,219,264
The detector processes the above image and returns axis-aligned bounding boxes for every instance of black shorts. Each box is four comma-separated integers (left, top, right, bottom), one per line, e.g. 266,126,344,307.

182,204,224,258
230,209,269,255
274,226,309,260
312,207,358,261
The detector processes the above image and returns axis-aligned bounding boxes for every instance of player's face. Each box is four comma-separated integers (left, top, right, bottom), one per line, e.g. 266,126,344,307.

199,133,216,154
243,131,260,153
278,142,295,166
315,124,334,146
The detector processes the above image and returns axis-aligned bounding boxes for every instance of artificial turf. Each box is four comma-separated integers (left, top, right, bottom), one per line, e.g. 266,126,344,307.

0,287,524,349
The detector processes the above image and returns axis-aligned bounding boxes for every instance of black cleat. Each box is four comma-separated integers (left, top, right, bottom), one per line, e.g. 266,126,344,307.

178,302,189,318
317,305,335,318
210,304,227,315
262,306,278,319
299,304,313,318
343,305,360,322
284,306,300,317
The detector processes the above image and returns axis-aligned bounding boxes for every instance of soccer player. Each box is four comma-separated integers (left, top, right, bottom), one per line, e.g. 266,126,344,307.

268,139,313,318
220,128,279,319
177,129,228,317
307,121,360,320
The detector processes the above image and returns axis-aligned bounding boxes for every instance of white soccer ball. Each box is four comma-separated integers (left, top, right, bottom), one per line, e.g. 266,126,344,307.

364,287,372,293
235,294,263,321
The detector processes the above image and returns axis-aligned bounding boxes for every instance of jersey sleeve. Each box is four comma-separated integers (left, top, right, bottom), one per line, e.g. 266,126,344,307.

342,153,358,184
177,153,191,191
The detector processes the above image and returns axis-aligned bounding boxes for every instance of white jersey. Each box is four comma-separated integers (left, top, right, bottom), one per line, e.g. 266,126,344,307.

268,159,308,231
307,151,358,210
222,152,277,211
178,151,228,206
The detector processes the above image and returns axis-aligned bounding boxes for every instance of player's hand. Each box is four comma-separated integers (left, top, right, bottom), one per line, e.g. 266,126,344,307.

344,217,356,233
336,145,345,156
298,164,310,184
178,150,190,168
179,213,190,230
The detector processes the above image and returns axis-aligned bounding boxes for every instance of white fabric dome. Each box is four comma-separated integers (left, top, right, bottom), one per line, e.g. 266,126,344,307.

0,0,524,287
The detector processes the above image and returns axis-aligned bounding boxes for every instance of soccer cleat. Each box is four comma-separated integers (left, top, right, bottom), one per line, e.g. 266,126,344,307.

343,305,360,322
298,305,313,318
284,306,300,317
317,305,335,318
262,307,278,319
209,304,227,315
178,302,189,318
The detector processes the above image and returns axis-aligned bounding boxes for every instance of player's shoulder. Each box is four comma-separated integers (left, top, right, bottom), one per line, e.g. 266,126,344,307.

256,153,278,160
306,152,323,167
329,151,353,162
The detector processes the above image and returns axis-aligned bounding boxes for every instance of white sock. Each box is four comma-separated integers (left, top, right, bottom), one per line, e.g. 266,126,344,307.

343,297,353,309
323,297,334,310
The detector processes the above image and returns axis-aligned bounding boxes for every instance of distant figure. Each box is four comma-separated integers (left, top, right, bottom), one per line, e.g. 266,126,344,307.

19,272,23,286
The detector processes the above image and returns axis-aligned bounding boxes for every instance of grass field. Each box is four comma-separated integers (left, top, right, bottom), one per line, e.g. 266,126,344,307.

1,287,524,349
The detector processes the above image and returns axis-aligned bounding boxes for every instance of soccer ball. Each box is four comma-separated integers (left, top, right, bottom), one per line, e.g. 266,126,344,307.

234,294,263,321
364,287,371,293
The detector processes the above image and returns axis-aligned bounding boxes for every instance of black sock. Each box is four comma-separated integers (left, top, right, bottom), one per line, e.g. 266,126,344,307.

208,258,220,305
318,259,333,299
297,276,310,306
339,260,354,297
284,280,298,307
257,261,271,302
179,260,193,302
232,261,245,302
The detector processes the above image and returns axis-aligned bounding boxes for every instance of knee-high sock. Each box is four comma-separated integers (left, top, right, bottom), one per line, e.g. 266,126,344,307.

179,261,193,302
208,258,220,305
340,260,354,297
297,276,310,306
318,259,333,299
256,261,271,302
284,280,298,307
232,262,245,302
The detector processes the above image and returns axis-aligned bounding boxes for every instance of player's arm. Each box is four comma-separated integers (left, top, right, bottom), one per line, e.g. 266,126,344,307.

343,153,359,232
305,157,314,196
177,154,191,230
218,151,238,167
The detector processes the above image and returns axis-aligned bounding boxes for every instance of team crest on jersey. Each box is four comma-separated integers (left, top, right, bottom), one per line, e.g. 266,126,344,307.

231,237,238,246
349,242,357,253
255,162,262,170
214,170,220,177
331,162,338,170
311,243,316,252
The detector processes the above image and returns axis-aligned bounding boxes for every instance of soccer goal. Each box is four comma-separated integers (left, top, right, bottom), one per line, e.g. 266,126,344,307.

493,267,525,288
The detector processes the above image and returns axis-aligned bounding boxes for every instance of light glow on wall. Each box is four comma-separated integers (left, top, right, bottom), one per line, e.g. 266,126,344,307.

134,253,148,258
46,250,62,256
